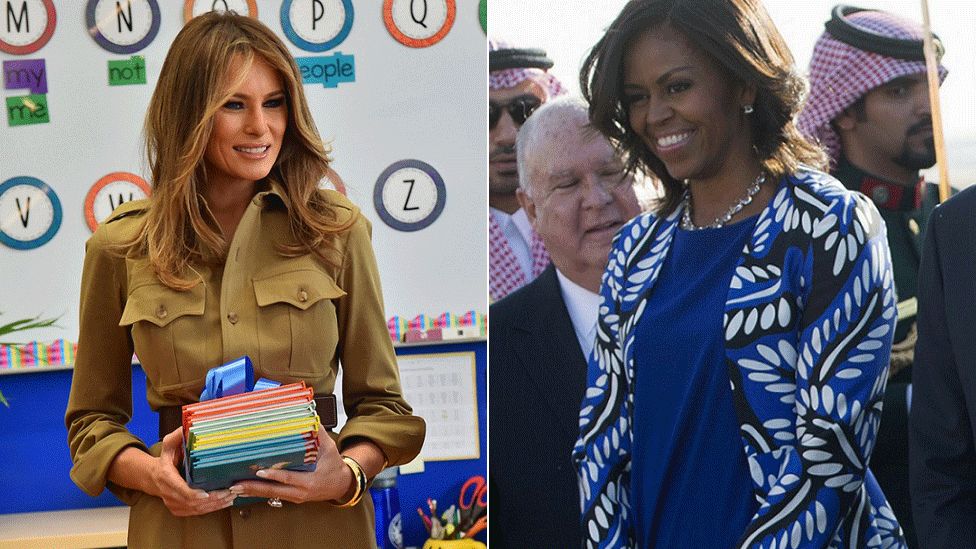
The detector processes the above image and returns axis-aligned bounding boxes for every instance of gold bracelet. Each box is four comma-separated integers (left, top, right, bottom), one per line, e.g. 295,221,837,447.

333,455,367,508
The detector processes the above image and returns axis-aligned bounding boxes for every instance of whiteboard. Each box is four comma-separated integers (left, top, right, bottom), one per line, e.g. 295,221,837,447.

0,0,488,348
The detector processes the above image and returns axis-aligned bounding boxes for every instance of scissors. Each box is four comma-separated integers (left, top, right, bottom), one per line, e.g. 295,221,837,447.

458,475,487,530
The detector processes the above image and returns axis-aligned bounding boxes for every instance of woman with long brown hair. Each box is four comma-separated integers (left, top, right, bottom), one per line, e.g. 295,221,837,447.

573,0,903,547
66,12,423,548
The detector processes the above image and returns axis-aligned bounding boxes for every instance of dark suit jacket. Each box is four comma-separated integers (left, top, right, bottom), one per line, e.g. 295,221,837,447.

910,185,976,547
489,265,589,549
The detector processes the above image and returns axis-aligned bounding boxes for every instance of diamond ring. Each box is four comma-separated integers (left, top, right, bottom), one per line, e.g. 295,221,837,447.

267,497,283,508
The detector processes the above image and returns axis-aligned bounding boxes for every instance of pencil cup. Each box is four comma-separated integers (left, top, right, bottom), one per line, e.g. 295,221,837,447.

421,539,486,549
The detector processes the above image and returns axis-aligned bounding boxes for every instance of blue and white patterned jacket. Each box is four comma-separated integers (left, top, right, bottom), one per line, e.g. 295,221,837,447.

574,170,905,548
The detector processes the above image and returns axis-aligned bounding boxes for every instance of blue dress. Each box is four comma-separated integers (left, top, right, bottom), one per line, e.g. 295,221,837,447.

632,216,759,547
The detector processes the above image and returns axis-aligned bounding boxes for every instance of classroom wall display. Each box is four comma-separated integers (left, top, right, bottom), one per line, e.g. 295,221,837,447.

397,352,480,461
83,171,150,231
0,175,62,250
3,57,49,126
280,0,353,52
374,158,446,232
0,0,487,358
0,0,57,55
85,0,161,54
382,0,456,48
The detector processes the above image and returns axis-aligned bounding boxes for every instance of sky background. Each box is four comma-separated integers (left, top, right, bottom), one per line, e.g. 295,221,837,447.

491,0,976,187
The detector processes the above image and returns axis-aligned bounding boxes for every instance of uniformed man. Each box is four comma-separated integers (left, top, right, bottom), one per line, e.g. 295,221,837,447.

798,6,948,546
488,38,565,301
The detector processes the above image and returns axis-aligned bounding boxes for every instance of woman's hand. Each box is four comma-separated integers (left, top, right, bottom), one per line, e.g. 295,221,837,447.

108,427,237,516
147,427,238,516
228,426,356,504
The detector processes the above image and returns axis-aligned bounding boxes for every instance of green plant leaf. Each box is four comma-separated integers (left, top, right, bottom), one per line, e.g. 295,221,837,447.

0,313,61,345
0,315,59,338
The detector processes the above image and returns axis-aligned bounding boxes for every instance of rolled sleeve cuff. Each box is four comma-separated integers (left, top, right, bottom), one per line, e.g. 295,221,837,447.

69,431,148,501
338,415,426,466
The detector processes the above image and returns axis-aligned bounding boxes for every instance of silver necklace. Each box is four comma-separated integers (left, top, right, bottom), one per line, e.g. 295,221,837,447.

680,173,766,230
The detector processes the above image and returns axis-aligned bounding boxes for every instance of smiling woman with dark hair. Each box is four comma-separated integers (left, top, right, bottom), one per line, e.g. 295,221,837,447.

573,0,905,547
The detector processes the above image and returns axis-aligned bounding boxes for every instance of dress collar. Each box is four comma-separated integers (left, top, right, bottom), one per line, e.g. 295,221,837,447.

252,178,289,210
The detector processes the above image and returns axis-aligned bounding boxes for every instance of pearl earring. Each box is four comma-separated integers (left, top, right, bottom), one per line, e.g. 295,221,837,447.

743,105,754,114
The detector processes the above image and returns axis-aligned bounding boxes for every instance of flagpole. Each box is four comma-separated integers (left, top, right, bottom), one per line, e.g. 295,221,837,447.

920,0,951,202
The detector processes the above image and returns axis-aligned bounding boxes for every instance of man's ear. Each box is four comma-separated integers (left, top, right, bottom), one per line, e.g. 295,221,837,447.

516,187,538,228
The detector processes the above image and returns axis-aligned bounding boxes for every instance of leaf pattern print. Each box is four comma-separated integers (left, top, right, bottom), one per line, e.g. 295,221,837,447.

574,170,904,548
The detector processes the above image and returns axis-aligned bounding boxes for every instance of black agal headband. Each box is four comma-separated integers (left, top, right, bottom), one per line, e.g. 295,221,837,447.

489,48,554,72
825,4,944,61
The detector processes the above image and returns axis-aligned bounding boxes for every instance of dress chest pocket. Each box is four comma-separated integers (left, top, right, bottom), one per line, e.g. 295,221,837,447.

119,281,208,391
253,268,346,378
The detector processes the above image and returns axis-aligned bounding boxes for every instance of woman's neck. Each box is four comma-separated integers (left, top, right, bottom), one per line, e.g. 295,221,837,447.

203,177,258,239
685,153,768,227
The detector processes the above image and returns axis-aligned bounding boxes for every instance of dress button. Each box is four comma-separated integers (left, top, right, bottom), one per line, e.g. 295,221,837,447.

156,305,167,319
239,508,250,519
298,289,308,303
227,312,239,324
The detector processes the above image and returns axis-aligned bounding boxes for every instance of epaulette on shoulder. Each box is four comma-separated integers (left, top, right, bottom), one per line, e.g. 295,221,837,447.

104,199,149,224
318,188,360,226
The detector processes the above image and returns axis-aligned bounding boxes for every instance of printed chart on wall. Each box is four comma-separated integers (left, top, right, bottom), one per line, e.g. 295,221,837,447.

331,351,479,461
399,352,479,461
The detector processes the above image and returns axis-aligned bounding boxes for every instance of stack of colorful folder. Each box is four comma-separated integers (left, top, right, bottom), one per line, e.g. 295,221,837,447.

181,381,322,491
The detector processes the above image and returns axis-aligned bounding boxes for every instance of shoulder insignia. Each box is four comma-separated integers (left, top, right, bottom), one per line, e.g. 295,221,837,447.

104,199,149,224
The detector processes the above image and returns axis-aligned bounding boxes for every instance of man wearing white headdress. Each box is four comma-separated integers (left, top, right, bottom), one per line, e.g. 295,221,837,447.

488,38,566,301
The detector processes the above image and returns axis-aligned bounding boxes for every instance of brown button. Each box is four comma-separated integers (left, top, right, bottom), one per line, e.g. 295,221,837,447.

227,312,239,324
156,304,167,319
298,289,309,303
238,508,250,519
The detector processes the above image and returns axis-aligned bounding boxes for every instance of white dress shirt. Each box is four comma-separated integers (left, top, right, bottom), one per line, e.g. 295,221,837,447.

555,269,601,359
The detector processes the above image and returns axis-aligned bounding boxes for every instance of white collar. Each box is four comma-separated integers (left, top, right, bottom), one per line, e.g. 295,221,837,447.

555,269,601,356
489,206,511,223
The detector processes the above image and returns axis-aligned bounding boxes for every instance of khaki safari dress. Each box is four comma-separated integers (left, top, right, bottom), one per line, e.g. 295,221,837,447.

65,183,425,549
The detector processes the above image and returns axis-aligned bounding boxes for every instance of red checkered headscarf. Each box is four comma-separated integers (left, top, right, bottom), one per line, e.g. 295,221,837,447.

798,8,947,168
489,37,566,97
488,211,551,302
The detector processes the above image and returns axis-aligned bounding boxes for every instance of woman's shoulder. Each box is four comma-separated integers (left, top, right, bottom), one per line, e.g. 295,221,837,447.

786,167,853,203
777,168,885,255
88,199,149,248
312,189,374,263
784,167,880,222
317,188,364,230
